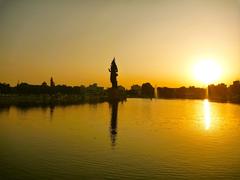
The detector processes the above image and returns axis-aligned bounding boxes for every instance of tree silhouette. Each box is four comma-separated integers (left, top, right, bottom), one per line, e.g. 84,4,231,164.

141,83,154,98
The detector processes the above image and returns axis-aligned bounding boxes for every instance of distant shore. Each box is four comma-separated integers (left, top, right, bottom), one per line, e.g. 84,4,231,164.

0,94,239,108
0,94,108,107
0,80,239,107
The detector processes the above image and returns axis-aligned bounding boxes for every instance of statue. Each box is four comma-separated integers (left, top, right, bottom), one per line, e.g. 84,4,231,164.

107,57,126,101
108,58,118,88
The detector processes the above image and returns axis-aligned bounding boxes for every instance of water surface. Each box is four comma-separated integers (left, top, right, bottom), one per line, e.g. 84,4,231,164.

1,99,240,179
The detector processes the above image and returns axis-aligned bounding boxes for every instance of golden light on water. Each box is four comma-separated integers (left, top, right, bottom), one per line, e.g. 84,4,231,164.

204,99,211,130
194,59,222,85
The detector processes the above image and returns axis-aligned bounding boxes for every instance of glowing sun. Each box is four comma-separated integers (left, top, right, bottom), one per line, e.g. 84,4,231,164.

194,59,222,84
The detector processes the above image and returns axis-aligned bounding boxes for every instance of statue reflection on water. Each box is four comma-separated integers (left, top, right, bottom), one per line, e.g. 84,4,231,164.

109,101,119,146
49,105,55,120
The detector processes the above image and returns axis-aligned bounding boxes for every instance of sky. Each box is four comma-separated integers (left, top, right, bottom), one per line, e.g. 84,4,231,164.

0,0,239,88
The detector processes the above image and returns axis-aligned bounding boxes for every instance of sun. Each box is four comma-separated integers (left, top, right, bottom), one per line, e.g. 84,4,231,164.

194,59,222,85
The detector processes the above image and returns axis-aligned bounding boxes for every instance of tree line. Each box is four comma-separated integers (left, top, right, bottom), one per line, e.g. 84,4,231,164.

0,78,240,103
208,81,240,103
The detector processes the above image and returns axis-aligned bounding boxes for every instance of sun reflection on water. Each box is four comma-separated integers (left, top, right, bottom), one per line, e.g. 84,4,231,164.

204,99,211,130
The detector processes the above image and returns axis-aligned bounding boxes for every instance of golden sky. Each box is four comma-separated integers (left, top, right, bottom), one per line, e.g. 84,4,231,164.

0,0,239,88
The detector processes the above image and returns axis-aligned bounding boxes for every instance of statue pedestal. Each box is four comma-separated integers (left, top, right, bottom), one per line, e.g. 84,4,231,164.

108,88,126,102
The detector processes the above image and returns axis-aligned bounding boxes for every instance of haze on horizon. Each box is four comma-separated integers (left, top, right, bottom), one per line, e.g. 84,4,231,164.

0,0,239,88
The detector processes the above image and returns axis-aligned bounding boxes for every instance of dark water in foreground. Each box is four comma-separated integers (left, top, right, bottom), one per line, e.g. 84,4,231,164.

1,98,240,179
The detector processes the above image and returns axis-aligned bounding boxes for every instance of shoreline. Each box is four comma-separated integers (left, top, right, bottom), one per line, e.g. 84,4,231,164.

0,94,109,107
0,94,239,108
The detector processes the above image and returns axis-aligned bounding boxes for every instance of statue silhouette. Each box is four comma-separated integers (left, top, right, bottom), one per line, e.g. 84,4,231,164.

109,58,118,89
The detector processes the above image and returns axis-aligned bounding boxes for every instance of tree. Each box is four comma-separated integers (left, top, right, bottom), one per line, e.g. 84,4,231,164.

141,83,154,98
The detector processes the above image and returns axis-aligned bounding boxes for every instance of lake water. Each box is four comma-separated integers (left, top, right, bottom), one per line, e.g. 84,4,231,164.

1,98,240,179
